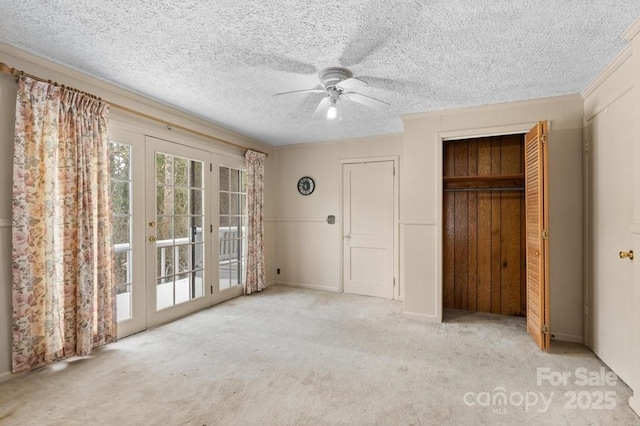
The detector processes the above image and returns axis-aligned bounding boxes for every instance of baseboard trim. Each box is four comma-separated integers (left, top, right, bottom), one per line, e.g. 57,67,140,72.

629,395,640,417
402,311,438,322
265,217,329,223
551,333,583,344
0,371,13,383
274,281,340,293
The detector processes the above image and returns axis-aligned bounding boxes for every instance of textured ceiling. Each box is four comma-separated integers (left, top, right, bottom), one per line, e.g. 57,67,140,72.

1,1,639,146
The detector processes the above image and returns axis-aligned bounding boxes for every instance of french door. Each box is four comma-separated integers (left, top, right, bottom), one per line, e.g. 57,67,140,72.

212,155,247,304
110,128,146,338
110,131,248,336
145,137,212,327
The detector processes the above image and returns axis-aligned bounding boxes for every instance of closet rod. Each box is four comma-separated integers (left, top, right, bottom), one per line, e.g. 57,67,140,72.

0,62,269,157
444,187,524,192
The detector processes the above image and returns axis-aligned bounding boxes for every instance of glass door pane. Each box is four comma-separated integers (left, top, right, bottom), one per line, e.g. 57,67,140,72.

218,166,247,290
155,151,206,310
146,136,211,328
109,127,146,339
110,142,133,322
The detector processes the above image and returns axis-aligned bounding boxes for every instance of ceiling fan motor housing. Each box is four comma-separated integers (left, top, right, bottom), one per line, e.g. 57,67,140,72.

319,67,353,89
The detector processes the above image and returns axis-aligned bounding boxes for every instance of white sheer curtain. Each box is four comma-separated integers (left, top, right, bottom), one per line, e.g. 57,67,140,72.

244,150,266,294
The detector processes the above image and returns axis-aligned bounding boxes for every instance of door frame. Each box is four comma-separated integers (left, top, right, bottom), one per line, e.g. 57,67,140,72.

437,123,539,322
340,156,400,300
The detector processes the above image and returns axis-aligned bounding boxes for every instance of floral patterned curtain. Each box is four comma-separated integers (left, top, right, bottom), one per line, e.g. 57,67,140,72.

245,150,266,294
12,76,116,373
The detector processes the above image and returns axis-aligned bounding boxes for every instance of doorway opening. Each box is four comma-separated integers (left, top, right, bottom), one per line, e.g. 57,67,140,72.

441,122,550,351
442,133,526,316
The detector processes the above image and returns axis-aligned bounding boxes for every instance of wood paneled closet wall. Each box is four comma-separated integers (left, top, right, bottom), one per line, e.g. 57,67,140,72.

443,134,526,316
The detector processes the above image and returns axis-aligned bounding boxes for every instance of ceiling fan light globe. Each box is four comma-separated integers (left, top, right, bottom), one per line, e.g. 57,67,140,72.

327,105,338,120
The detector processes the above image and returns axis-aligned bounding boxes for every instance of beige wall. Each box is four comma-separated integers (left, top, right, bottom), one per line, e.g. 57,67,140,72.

271,94,585,344
268,135,402,292
400,95,585,342
582,17,640,416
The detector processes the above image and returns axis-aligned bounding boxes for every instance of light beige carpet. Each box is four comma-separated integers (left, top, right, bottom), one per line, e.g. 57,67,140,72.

0,285,638,425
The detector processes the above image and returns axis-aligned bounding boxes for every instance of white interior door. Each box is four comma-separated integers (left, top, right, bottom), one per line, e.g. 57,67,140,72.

587,90,635,383
145,137,212,328
343,161,395,299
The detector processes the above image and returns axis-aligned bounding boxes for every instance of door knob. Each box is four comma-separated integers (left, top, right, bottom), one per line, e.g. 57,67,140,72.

149,236,157,242
619,250,634,260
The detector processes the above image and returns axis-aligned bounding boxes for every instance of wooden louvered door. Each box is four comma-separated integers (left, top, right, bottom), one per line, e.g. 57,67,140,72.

524,121,550,350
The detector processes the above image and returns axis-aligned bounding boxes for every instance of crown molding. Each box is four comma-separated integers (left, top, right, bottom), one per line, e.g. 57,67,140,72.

0,42,273,154
273,131,402,150
623,15,640,41
400,94,582,122
581,44,633,99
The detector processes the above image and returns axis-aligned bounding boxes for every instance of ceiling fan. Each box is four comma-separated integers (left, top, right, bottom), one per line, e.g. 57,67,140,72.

273,67,391,120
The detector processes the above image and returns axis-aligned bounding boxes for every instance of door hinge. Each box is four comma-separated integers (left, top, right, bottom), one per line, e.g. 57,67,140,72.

584,305,589,316
393,167,396,176
541,229,548,240
210,224,213,233
542,325,549,335
210,163,213,172
584,139,589,154
393,278,396,287
210,285,213,293
541,134,548,143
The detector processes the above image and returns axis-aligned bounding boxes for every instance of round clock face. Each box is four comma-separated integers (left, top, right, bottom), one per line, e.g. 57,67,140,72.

297,176,315,195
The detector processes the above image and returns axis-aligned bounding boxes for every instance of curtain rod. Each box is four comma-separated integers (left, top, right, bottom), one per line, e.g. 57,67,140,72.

0,62,269,157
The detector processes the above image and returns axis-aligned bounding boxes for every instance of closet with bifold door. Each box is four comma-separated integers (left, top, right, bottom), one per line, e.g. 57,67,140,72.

443,134,526,316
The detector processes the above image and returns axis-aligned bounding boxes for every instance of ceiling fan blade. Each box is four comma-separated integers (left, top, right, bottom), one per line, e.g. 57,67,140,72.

344,92,390,111
336,78,367,90
274,87,325,97
243,52,317,74
357,75,420,92
311,97,330,120
339,36,385,68
339,0,424,67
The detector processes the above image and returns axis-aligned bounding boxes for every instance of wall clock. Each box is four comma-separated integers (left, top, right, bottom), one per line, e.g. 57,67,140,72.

297,176,315,195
